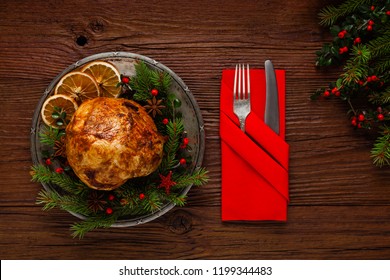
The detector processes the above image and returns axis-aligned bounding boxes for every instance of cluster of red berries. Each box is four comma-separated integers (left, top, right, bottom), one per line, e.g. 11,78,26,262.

45,158,65,174
339,46,349,54
351,108,386,128
104,194,116,215
351,114,365,128
323,87,341,97
356,75,382,87
367,19,375,31
178,137,190,165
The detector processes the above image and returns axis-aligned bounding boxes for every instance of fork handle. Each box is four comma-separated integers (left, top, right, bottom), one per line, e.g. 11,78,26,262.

239,118,246,132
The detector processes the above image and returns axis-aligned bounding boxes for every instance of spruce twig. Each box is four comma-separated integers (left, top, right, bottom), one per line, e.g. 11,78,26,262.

371,128,390,167
39,126,64,146
36,189,92,216
71,216,117,239
159,118,184,171
31,165,88,195
172,167,209,189
318,0,370,26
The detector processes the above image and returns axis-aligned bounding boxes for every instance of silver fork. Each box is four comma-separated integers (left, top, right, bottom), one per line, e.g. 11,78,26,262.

233,64,251,131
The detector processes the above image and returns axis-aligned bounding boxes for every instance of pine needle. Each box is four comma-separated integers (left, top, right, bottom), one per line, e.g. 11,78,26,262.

31,165,88,195
318,0,371,26
371,129,390,167
367,31,390,58
173,167,209,189
71,216,117,239
159,118,184,171
39,126,64,146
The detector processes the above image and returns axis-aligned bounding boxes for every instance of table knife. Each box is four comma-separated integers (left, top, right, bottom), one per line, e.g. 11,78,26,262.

264,60,280,135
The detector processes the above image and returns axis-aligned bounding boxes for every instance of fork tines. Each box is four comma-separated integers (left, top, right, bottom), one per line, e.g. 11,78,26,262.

233,64,251,132
234,64,250,100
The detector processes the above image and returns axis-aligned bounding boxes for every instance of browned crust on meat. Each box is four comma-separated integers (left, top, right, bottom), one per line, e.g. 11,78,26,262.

65,97,164,190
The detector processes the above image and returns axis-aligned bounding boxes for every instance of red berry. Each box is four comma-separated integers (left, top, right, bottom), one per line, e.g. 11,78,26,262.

354,37,361,44
151,89,159,96
342,46,348,52
183,137,189,145
358,80,364,86
139,193,145,200
108,194,115,201
367,76,372,82
45,158,52,165
351,117,357,126
339,47,345,54
162,118,169,125
377,114,385,121
377,107,383,113
367,25,373,31
179,158,186,165
323,90,330,97
55,167,64,174
386,11,390,16
338,31,345,39
358,114,365,122
121,76,129,83
371,75,378,81
368,20,374,25
105,208,113,215
332,87,341,97
370,6,375,11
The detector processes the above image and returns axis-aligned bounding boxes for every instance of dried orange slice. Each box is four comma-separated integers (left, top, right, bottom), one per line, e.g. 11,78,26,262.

81,61,121,98
54,71,100,104
41,94,78,129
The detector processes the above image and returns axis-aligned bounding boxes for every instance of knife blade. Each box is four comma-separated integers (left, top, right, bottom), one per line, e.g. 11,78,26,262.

264,60,280,135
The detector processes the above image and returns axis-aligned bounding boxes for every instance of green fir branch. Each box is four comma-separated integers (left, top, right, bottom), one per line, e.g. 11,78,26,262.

71,216,118,239
373,57,390,73
39,126,64,146
341,45,371,85
159,118,184,171
369,87,390,105
130,61,172,101
31,165,88,195
172,167,209,189
168,194,187,207
150,70,171,96
318,0,371,26
367,31,390,58
371,128,390,167
130,61,154,101
36,189,92,216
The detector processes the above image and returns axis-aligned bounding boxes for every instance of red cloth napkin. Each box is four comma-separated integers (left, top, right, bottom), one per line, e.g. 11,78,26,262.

220,68,289,221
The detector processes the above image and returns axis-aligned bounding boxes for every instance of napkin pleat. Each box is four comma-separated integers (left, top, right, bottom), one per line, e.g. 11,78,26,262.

220,68,289,221
220,112,289,200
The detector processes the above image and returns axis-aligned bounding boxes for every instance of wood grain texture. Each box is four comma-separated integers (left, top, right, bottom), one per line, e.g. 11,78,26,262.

1,0,389,259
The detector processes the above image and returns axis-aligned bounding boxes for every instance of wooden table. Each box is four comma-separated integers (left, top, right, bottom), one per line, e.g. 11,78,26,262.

1,0,390,260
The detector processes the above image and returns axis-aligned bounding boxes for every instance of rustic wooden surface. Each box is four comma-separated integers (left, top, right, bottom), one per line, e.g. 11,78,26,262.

1,0,390,260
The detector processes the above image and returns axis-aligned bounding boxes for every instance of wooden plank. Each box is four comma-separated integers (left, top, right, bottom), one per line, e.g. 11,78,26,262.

0,206,389,259
0,0,389,259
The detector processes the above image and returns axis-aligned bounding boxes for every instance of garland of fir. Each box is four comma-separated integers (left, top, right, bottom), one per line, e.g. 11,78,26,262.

312,0,390,167
31,61,208,238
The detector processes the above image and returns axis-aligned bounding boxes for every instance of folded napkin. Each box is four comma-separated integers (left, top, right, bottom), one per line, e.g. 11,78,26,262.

220,68,289,221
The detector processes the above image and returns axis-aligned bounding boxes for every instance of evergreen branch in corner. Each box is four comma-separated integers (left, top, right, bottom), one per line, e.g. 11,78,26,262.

318,0,371,26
